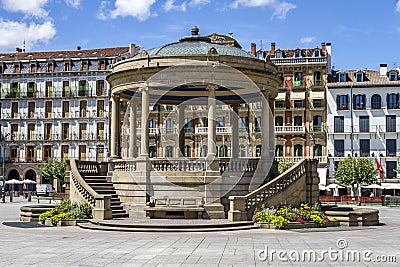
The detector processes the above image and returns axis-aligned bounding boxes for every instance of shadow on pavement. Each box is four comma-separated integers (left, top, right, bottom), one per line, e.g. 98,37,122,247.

2,221,50,228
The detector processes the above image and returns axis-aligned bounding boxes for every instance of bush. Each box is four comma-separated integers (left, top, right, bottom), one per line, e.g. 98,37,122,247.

38,199,92,226
252,203,331,229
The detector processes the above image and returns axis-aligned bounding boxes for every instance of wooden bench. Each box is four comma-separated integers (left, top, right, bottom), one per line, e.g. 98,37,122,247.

145,197,204,219
36,193,67,203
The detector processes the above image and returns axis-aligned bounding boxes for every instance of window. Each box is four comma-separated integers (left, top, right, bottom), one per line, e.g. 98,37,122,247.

294,72,302,87
219,145,228,157
371,94,381,109
275,145,283,157
294,49,301,58
275,116,283,126
78,80,87,96
294,145,303,157
62,81,70,97
386,161,397,179
359,116,369,133
216,116,225,127
165,146,173,157
239,117,248,131
27,82,35,97
356,72,364,82
312,115,322,132
336,95,349,110
13,63,20,73
314,144,322,157
313,99,322,108
47,62,54,72
277,72,284,87
334,140,344,157
254,117,261,132
313,71,322,86
339,73,346,82
389,71,397,81
165,119,174,134
293,100,305,108
333,116,344,133
314,49,320,57
353,94,366,110
239,145,246,157
201,145,208,157
81,60,89,71
64,62,70,71
294,116,302,126
149,146,157,158
359,139,370,156
386,139,396,157
275,51,282,58
30,63,37,73
386,115,396,132
184,145,191,157
387,93,399,109
275,101,285,109
96,80,105,96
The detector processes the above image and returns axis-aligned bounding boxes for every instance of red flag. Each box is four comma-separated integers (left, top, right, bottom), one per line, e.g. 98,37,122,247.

375,157,384,181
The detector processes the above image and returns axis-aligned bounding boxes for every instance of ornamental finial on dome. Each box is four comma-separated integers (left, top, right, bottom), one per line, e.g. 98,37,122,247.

191,26,199,36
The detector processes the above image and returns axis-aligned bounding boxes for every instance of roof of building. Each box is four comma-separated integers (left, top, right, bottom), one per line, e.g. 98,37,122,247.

267,48,322,58
135,27,254,59
328,69,400,87
0,47,130,61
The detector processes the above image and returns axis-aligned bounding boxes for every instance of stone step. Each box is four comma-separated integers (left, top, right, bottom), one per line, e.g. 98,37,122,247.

77,221,258,232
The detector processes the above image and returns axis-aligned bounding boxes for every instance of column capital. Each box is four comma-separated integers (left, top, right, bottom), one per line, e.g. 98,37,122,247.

138,83,149,92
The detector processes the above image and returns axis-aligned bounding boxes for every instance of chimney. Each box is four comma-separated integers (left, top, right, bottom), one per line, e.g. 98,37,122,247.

16,47,20,53
326,42,332,55
129,43,140,57
270,42,276,57
321,42,326,55
380,64,388,77
251,43,256,56
77,46,81,50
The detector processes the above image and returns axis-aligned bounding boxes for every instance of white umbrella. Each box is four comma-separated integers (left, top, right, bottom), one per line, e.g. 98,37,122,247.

325,183,345,189
364,184,383,189
22,179,36,184
5,179,23,185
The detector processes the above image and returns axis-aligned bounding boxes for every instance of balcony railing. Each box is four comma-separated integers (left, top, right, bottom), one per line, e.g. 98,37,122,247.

275,156,327,163
275,126,306,134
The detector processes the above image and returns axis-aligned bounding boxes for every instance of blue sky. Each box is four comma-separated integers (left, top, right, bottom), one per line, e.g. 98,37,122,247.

0,0,400,70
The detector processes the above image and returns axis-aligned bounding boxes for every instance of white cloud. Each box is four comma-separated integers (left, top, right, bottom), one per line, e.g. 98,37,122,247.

99,0,156,21
0,19,56,50
396,0,400,12
231,0,296,20
0,0,49,18
164,0,187,12
65,0,81,9
300,36,316,44
189,0,210,7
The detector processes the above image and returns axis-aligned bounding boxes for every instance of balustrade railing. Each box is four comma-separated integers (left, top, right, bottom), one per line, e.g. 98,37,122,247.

275,126,305,133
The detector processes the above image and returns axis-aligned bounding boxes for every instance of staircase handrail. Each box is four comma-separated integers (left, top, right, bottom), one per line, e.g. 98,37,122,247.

69,159,112,219
229,159,308,220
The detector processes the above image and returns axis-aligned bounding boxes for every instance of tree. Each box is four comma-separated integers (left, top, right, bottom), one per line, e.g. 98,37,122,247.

335,156,377,205
41,158,67,182
278,160,295,175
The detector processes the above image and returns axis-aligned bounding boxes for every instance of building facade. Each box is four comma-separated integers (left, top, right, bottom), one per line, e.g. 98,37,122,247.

327,64,400,183
0,45,138,184
259,42,332,166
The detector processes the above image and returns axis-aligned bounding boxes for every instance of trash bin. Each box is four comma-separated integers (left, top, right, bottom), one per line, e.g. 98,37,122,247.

381,195,386,206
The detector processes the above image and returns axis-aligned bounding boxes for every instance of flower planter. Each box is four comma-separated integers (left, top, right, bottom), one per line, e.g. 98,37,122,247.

257,220,340,230
43,218,88,227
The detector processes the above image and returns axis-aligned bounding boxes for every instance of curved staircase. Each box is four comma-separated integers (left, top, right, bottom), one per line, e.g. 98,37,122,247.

81,174,128,218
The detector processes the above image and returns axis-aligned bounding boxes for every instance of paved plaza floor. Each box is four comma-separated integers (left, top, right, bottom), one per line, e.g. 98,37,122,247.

0,197,399,266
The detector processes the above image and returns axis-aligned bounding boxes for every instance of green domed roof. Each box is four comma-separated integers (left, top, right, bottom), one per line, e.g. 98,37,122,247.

135,27,255,59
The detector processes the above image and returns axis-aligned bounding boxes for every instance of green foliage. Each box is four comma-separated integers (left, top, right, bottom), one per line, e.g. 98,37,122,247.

49,212,71,226
252,203,331,229
38,199,92,225
41,158,67,182
278,160,295,175
39,209,56,223
335,156,377,186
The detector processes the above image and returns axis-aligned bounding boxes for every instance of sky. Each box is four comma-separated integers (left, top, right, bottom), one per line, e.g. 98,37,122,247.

0,0,400,71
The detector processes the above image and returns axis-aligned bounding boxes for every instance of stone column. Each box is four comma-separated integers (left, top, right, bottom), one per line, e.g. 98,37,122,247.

207,85,217,159
110,94,120,158
231,104,239,159
261,93,270,159
178,104,185,157
129,100,137,158
140,85,149,157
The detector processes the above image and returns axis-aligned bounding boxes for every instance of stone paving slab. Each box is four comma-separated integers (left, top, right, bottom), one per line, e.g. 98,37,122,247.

0,198,399,266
